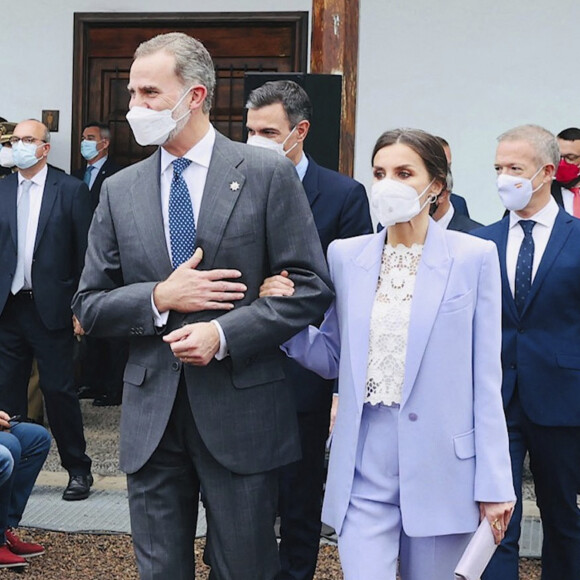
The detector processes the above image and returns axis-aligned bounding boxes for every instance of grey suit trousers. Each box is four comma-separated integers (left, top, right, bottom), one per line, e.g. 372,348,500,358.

127,377,280,580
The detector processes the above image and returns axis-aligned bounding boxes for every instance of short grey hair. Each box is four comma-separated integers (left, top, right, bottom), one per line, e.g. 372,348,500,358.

497,124,559,168
246,80,312,127
134,32,216,114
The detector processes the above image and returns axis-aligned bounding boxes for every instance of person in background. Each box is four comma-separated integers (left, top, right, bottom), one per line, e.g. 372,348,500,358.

0,120,16,178
0,119,93,501
475,124,580,580
0,411,51,569
261,128,515,579
435,136,472,218
72,122,126,407
430,164,483,232
246,79,372,580
551,127,580,214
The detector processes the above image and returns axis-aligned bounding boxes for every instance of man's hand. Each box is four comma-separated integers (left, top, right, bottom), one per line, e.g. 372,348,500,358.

163,322,220,366
259,270,295,298
72,315,85,336
0,410,11,432
154,248,247,313
329,394,339,435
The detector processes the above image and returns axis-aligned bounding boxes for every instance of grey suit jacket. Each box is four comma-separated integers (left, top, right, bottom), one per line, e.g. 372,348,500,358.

73,132,333,475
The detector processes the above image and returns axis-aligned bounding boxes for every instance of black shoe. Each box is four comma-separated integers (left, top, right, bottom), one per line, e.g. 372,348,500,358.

77,386,98,400
62,474,93,501
92,393,122,407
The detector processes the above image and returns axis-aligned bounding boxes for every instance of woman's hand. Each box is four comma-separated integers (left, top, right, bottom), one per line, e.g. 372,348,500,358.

480,501,515,544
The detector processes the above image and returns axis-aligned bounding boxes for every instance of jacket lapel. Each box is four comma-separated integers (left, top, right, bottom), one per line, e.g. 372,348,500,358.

496,218,519,320
346,230,386,409
401,221,452,405
196,133,245,267
521,209,572,315
301,156,321,207
34,169,58,253
3,174,18,249
130,150,173,281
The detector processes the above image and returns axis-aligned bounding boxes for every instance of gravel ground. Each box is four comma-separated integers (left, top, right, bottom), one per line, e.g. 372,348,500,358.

27,402,541,579
5,530,541,579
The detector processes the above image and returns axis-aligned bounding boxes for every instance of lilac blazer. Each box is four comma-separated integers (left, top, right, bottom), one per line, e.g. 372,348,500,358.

284,220,515,537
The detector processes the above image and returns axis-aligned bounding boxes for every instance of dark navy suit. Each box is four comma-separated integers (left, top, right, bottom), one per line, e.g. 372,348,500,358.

450,192,470,217
278,155,372,579
447,212,482,233
475,209,580,580
0,168,92,475
72,157,123,213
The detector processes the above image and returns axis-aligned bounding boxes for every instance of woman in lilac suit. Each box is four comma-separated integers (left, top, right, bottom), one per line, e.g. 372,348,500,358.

261,129,515,579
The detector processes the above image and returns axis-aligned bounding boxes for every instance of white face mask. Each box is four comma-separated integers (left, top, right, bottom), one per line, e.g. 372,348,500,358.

497,166,544,212
126,86,193,146
246,126,298,157
0,145,15,168
370,178,435,227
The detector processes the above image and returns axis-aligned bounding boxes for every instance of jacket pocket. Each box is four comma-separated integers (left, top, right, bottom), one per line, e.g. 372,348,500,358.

556,353,580,370
123,363,147,387
453,428,475,459
232,355,285,389
438,290,473,314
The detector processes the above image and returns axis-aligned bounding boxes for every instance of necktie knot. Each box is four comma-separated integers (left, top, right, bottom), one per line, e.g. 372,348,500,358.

519,220,536,237
172,158,191,178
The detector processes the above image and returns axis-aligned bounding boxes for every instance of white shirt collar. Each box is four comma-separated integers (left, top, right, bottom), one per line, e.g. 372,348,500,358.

160,124,216,174
436,203,455,230
509,196,559,230
295,152,309,182
89,155,108,172
19,163,47,187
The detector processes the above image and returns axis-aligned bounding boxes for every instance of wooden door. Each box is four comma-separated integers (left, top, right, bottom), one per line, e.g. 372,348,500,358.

72,13,308,170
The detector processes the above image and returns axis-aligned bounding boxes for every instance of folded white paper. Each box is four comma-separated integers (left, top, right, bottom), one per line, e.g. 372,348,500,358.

454,519,498,580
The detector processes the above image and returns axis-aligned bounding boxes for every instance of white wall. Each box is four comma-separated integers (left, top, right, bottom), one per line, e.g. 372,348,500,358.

3,0,578,225
0,0,311,172
356,0,580,224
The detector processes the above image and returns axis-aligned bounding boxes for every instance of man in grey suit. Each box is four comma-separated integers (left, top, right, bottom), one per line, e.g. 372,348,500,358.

72,33,333,580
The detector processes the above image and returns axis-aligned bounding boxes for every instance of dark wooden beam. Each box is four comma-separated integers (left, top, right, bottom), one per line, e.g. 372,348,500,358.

310,0,359,177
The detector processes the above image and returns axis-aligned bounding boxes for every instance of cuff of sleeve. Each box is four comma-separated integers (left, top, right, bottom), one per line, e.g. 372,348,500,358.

211,320,229,360
151,291,169,328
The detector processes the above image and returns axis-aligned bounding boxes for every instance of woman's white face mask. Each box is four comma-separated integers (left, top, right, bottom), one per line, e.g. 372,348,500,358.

370,178,435,227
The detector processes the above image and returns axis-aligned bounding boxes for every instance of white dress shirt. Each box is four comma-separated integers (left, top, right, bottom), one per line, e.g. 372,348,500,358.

435,203,455,230
151,125,228,357
18,165,48,290
506,197,559,297
560,186,574,216
295,152,309,182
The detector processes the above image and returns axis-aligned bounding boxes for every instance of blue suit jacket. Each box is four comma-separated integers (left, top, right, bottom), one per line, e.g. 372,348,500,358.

285,155,372,412
284,221,514,535
474,210,580,426
0,167,92,330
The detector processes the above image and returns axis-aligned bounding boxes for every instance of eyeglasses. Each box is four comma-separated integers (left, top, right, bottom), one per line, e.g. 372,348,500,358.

9,136,46,146
561,154,580,164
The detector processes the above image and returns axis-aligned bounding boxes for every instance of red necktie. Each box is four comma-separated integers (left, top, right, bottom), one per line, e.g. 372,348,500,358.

571,186,580,218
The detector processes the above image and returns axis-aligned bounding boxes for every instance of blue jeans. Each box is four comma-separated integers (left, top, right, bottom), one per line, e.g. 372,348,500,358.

0,422,51,544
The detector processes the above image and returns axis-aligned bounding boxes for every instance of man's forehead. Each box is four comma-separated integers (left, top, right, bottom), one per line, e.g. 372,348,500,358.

14,121,43,137
496,139,535,160
247,103,289,127
558,138,580,152
129,52,177,85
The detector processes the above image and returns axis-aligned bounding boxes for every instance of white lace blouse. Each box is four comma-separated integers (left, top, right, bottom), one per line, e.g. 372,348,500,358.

365,243,423,406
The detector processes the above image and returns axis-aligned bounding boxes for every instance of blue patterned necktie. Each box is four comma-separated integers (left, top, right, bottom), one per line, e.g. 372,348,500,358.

169,157,196,268
514,220,536,314
83,165,94,186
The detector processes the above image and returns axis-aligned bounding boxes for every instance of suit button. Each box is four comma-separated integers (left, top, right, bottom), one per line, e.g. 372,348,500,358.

510,364,516,369
171,361,181,371
518,328,524,334
408,413,418,422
